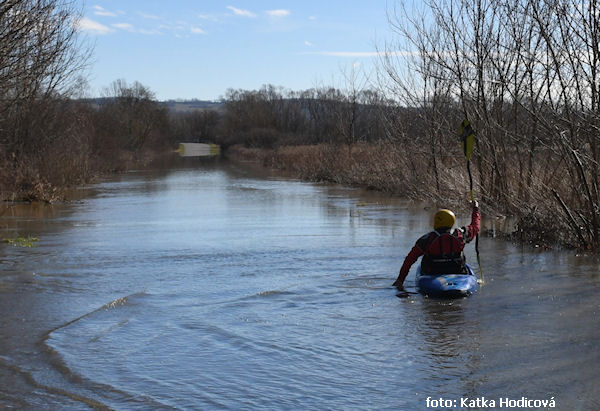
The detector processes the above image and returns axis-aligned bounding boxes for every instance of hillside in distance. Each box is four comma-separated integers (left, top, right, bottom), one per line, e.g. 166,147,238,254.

162,99,224,113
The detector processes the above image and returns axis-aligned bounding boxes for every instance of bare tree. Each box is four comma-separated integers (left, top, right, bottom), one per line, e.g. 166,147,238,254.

0,0,90,149
0,0,91,199
97,80,167,152
379,0,600,248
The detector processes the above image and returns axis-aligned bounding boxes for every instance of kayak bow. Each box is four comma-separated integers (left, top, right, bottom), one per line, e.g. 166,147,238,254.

417,264,478,298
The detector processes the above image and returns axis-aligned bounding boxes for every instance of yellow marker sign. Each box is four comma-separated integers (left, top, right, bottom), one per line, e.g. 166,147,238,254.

176,143,221,157
459,119,475,162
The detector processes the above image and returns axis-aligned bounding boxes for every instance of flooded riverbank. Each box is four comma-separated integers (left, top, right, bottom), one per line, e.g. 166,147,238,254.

1,160,599,409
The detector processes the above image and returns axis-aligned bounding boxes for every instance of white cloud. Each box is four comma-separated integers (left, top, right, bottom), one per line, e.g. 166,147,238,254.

301,50,421,58
297,51,421,58
175,21,188,30
227,6,256,17
198,14,218,21
309,51,380,57
191,26,206,34
266,9,290,17
138,12,160,20
304,41,314,47
76,17,113,34
93,5,117,17
112,23,135,32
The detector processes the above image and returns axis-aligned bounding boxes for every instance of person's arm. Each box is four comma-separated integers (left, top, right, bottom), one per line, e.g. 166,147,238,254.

393,244,423,288
464,201,481,243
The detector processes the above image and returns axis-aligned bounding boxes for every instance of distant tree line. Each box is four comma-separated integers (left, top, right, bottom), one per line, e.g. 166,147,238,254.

216,84,391,149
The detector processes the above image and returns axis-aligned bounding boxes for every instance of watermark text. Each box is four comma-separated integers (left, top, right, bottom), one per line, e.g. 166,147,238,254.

425,396,556,409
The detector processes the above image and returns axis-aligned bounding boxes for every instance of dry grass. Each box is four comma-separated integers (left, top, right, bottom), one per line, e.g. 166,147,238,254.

229,143,468,205
0,145,169,203
227,143,588,250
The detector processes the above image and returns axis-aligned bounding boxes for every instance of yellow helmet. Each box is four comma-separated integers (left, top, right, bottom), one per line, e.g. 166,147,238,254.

434,209,456,230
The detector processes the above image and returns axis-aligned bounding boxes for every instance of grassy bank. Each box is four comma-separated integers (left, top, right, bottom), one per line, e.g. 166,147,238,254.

230,143,479,208
0,148,171,203
227,143,579,251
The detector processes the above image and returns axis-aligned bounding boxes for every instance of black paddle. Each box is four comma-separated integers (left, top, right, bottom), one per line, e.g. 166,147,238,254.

459,119,484,283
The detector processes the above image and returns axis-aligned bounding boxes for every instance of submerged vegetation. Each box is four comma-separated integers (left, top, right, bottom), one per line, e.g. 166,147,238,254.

3,236,39,248
2,0,600,251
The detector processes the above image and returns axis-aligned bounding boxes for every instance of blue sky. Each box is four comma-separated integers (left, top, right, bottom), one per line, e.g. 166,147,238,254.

77,1,396,101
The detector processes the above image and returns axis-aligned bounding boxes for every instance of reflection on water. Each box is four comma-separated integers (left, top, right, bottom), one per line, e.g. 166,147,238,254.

1,160,599,409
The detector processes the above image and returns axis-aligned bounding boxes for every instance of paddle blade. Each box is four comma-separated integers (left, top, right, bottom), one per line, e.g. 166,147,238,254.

459,119,475,161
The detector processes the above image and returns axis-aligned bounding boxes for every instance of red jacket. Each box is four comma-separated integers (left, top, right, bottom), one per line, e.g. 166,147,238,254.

393,207,480,287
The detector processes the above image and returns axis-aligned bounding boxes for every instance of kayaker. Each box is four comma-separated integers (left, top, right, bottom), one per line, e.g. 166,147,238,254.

393,201,480,289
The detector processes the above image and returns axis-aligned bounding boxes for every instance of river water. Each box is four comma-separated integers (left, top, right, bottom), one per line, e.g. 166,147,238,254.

1,160,599,410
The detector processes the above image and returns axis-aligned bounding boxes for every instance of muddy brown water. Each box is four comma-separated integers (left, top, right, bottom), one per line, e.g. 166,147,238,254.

1,161,599,410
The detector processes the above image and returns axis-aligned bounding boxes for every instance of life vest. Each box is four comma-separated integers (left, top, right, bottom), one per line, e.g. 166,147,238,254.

418,229,466,275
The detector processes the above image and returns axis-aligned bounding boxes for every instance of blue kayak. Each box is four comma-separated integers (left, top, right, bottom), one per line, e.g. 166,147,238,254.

417,264,478,298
